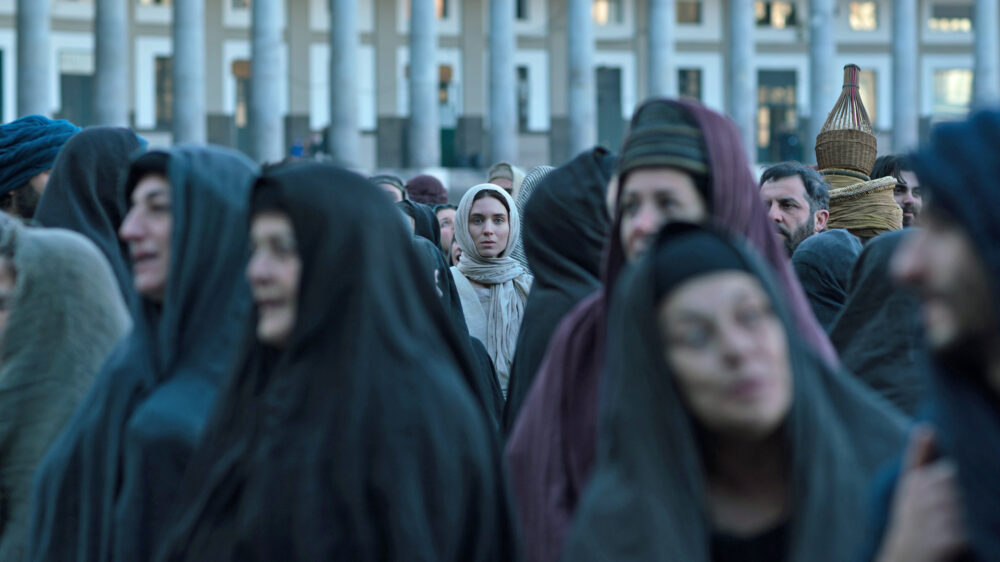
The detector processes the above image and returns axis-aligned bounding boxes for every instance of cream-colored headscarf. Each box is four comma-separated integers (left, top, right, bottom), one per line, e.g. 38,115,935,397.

452,184,532,395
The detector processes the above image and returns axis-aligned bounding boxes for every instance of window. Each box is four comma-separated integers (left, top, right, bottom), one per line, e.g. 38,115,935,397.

138,0,170,5
516,0,528,20
232,0,250,7
933,68,973,119
592,0,624,26
517,66,530,131
849,2,877,30
155,56,173,130
929,3,973,32
859,69,876,124
404,0,450,21
677,1,702,24
678,68,702,101
757,70,800,163
755,1,797,29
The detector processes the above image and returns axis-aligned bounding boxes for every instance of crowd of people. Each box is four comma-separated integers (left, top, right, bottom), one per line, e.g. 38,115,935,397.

0,80,993,561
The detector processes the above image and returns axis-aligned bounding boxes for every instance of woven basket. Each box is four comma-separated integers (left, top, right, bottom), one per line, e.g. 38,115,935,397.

815,128,877,175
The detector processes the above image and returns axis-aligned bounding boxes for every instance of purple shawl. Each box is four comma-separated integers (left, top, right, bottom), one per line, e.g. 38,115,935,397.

505,99,835,562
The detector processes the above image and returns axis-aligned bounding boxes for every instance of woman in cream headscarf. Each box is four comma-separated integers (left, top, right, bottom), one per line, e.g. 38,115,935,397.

451,184,532,397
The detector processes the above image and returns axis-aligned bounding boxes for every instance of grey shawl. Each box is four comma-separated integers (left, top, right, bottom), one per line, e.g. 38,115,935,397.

453,184,532,396
510,166,556,269
0,219,130,561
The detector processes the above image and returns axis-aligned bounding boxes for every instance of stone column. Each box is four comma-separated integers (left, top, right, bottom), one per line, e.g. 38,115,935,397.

409,0,440,168
328,0,358,166
727,0,755,163
567,0,596,156
892,0,918,151
488,0,517,164
974,0,1000,107
95,0,129,126
17,0,50,117
250,0,285,163
808,0,835,162
647,0,676,97
173,0,206,143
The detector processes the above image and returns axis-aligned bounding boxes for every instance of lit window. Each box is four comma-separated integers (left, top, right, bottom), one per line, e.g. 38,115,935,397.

755,1,797,29
929,4,973,32
849,2,877,30
678,68,702,101
859,69,876,124
593,0,624,26
404,0,450,21
677,1,701,24
933,68,973,119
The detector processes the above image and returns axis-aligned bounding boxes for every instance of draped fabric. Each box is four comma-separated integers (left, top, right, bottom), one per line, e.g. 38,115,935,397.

154,162,518,561
28,145,258,562
0,219,130,561
504,149,614,434
791,229,863,331
506,99,835,562
829,230,925,415
453,184,532,395
510,166,555,269
34,127,145,300
562,224,907,562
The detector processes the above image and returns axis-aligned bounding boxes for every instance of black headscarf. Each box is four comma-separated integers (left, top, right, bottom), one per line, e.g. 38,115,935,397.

896,109,1000,558
791,228,863,332
563,223,907,562
829,230,925,415
34,127,145,299
153,162,518,561
503,147,615,434
28,145,258,562
398,199,441,250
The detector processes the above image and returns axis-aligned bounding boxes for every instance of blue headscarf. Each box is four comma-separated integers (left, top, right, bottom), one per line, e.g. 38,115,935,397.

0,115,80,195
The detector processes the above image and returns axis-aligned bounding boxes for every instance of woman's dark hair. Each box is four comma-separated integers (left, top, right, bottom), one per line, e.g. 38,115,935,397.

471,189,510,216
124,151,170,200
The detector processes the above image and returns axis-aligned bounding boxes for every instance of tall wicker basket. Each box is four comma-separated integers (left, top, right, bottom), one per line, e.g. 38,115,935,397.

814,64,877,175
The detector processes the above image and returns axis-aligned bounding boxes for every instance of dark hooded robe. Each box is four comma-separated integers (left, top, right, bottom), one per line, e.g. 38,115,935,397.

34,127,145,299
829,230,925,415
0,218,131,561
153,162,518,561
28,145,258,562
562,224,907,562
862,109,1000,560
505,99,836,562
791,228,863,332
503,148,615,434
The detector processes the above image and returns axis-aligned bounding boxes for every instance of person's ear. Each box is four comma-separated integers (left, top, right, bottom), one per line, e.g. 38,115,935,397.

814,209,829,233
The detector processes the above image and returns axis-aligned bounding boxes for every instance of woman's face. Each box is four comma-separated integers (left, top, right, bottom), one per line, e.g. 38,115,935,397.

620,168,707,263
119,174,172,302
450,236,462,265
467,195,510,258
247,212,301,348
658,271,792,440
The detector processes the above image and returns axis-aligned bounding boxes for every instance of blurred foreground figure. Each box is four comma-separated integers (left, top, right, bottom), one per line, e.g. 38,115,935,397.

29,146,257,562
868,109,1000,561
155,163,517,561
562,224,906,561
0,216,129,560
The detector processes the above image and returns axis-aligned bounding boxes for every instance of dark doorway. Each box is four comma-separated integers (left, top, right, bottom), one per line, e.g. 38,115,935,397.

596,66,624,151
59,74,94,127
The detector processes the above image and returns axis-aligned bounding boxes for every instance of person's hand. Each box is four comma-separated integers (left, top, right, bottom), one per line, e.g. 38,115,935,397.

876,425,968,562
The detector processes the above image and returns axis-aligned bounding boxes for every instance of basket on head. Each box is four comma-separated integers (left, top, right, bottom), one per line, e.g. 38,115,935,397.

815,64,877,175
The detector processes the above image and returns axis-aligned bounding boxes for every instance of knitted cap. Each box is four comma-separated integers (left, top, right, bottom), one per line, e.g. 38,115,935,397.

406,174,449,205
618,99,709,180
0,115,80,196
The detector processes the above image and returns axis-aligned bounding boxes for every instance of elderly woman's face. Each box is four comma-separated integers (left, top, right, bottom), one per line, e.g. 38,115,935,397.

658,271,792,440
620,168,707,263
247,212,302,348
119,174,172,302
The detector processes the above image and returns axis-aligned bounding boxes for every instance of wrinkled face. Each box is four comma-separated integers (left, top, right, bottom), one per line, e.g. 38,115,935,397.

892,209,994,353
0,257,15,354
119,174,172,302
620,168,708,263
379,183,403,203
893,170,923,227
437,207,456,254
659,271,792,440
467,196,510,258
760,175,827,256
247,212,302,348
